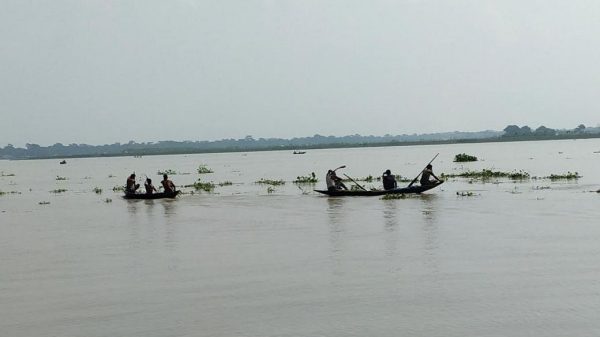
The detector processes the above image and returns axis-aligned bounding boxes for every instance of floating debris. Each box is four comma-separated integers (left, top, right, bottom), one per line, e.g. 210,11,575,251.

293,172,318,184
38,201,50,205
112,186,125,192
381,194,407,200
104,198,112,203
442,169,530,180
456,191,479,197
50,189,67,193
218,181,233,186
55,176,68,181
93,187,103,194
454,153,478,162
197,165,214,174
184,179,215,192
255,178,285,186
157,169,177,175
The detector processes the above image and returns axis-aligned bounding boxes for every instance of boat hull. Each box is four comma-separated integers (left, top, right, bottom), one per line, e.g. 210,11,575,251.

314,181,443,196
123,191,180,200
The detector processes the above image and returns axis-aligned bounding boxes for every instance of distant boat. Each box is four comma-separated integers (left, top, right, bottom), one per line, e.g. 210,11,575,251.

59,160,67,164
293,151,306,155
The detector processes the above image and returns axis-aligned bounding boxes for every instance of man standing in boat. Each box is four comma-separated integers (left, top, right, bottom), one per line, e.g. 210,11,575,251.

420,164,442,186
382,169,397,190
161,174,176,193
326,167,348,191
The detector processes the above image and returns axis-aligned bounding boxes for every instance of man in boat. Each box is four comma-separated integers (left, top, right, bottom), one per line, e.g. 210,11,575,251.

144,178,157,195
420,164,442,186
126,173,140,193
326,168,348,191
382,169,397,190
161,174,176,193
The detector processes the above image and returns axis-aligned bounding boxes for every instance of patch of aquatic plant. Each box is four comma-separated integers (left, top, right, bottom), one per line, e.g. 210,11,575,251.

293,172,318,184
456,191,478,197
454,153,478,162
93,187,103,194
441,169,530,180
197,165,214,174
381,194,407,200
112,186,125,192
108,174,116,178
56,176,68,181
51,189,67,193
185,179,216,192
157,169,177,175
38,201,50,205
1,172,15,177
533,186,551,190
267,186,276,194
342,175,374,183
255,178,285,186
104,198,112,203
546,172,581,180
0,190,21,196
218,181,233,186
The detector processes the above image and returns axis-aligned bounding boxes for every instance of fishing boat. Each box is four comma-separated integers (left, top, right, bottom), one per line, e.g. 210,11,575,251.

293,151,306,154
59,160,67,164
123,190,180,200
314,181,443,196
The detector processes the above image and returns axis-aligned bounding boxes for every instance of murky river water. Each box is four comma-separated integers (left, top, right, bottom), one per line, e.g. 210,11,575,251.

1,139,600,337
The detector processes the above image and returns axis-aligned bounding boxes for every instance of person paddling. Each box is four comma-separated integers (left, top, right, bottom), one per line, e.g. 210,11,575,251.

326,167,348,191
420,164,442,186
161,174,176,193
144,178,157,195
126,173,140,193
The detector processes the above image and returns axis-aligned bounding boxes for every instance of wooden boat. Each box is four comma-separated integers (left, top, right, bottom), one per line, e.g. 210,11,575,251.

293,151,306,154
59,160,67,164
123,190,180,200
314,181,443,196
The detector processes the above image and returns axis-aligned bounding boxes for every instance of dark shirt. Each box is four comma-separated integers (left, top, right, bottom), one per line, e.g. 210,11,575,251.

382,174,397,190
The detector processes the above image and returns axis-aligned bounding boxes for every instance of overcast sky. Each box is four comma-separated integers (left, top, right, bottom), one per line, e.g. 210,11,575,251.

2,0,599,146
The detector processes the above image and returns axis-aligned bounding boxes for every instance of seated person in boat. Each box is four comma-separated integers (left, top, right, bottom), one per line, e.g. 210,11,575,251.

126,173,140,193
326,168,348,191
382,169,397,190
420,164,442,186
161,174,176,193
144,178,157,194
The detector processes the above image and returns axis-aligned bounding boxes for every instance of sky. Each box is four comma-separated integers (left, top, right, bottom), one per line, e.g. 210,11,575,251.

2,0,600,146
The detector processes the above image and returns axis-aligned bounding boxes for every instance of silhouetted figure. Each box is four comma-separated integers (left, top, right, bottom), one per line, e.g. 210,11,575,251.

382,169,397,190
161,174,176,193
126,173,140,193
145,178,157,194
326,168,348,191
420,164,442,186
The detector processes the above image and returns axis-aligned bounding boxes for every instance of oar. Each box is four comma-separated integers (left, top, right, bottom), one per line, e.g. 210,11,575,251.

343,174,368,192
408,153,439,187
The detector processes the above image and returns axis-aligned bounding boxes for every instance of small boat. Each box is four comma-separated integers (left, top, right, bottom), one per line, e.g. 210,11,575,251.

293,151,306,154
59,160,67,164
123,190,181,200
314,181,443,196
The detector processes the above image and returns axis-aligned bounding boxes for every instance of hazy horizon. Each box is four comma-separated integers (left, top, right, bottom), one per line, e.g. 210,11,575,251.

3,1,600,147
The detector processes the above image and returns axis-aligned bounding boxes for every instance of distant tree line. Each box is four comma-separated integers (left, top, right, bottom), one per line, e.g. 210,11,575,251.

502,124,598,138
1,125,598,160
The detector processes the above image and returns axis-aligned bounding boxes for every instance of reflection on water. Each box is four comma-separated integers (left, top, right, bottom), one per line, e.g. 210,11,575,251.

382,200,399,257
326,197,347,276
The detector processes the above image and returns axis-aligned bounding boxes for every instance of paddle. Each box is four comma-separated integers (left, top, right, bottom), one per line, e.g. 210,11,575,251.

343,174,368,192
408,153,440,187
